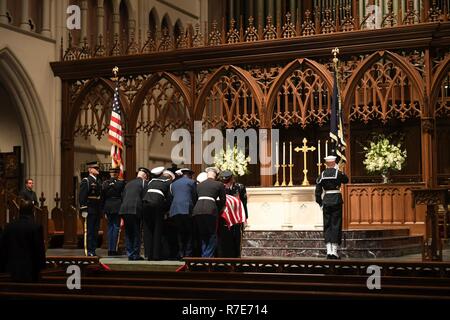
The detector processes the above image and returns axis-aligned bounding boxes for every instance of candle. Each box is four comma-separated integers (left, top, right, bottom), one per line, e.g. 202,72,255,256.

325,140,328,157
289,141,292,164
283,142,286,165
275,141,279,165
318,139,321,162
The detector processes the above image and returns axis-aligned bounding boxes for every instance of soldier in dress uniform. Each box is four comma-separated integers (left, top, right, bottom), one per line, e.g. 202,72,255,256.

217,170,248,258
143,167,174,261
101,167,126,256
119,167,150,261
169,168,197,259
192,167,226,257
315,155,349,259
79,161,103,256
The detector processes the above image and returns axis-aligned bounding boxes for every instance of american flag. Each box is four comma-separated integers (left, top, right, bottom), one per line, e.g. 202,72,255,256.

108,80,124,178
221,195,246,229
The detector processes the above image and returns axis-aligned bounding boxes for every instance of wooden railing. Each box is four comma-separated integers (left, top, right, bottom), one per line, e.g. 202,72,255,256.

61,2,450,61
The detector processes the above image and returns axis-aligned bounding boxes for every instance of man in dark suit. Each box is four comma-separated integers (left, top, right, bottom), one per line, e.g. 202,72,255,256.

19,178,38,206
217,170,248,258
0,200,46,282
315,155,349,259
192,167,226,257
169,168,197,259
119,167,150,261
143,168,174,260
79,161,103,257
102,167,126,256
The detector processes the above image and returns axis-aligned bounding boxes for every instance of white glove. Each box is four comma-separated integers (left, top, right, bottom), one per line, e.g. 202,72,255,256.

81,210,88,218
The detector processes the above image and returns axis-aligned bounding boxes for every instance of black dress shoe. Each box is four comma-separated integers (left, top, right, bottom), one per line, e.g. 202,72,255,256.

129,256,144,261
108,251,119,256
326,254,333,259
330,254,340,260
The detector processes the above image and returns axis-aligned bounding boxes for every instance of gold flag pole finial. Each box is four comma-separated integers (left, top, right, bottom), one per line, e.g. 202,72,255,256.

112,66,119,80
332,47,339,66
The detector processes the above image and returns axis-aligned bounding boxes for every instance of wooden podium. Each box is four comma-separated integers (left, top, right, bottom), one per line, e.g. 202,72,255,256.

412,188,449,261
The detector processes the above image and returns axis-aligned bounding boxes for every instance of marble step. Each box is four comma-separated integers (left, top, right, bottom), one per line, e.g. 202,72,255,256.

243,228,411,240
243,235,423,250
242,244,422,259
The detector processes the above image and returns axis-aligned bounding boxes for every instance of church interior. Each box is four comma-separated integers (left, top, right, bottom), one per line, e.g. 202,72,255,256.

1,0,450,304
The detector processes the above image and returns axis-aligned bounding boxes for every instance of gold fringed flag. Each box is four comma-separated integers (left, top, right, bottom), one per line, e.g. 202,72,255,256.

108,67,124,178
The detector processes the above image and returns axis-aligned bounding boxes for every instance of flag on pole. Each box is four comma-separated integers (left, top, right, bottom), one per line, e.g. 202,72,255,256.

108,76,124,178
329,68,347,164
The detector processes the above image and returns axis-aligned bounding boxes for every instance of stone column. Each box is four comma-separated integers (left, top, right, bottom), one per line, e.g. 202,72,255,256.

290,0,296,23
20,0,31,31
266,0,274,19
257,0,264,22
80,0,88,40
0,0,8,24
41,0,51,37
275,0,282,26
97,0,104,39
112,0,120,37
229,0,235,22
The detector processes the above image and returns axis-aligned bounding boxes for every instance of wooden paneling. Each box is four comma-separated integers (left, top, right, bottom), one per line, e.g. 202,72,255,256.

345,183,427,235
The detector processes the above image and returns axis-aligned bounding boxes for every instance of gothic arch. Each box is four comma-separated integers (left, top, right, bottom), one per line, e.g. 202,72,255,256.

430,54,450,116
194,65,264,123
265,58,334,128
130,72,192,133
342,50,425,120
67,77,130,139
0,47,54,194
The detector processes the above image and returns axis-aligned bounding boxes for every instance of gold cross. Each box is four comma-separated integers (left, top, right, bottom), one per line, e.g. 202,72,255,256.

294,138,316,186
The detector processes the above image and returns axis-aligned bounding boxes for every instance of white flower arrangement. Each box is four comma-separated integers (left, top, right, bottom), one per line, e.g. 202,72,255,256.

214,146,251,177
363,135,407,174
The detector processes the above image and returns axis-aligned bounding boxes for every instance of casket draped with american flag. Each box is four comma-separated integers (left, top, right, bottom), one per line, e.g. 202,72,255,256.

221,194,247,229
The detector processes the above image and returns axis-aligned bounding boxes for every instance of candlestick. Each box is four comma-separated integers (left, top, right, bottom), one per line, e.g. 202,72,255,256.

283,142,286,165
274,164,280,186
289,141,292,165
288,164,294,187
317,140,322,175
275,141,279,166
281,164,287,186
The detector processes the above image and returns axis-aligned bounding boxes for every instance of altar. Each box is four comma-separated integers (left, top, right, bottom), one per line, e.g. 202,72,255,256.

245,187,323,231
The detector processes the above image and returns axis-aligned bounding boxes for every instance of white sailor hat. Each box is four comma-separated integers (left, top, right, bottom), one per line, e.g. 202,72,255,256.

177,168,194,175
163,170,175,180
205,167,220,174
324,155,337,162
151,166,165,176
196,172,208,183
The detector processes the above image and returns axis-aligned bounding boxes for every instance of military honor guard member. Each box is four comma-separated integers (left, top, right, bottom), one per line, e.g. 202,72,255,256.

169,168,197,259
101,167,126,256
142,167,175,260
192,167,226,257
217,170,248,258
79,161,103,257
315,155,349,259
119,167,150,261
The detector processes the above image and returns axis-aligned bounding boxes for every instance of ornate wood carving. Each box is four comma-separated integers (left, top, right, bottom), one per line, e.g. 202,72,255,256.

202,73,259,129
136,77,190,134
348,56,422,123
271,64,332,128
346,184,426,235
74,80,116,139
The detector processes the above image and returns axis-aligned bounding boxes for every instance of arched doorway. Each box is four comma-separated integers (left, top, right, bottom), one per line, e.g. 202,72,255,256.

0,48,54,198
